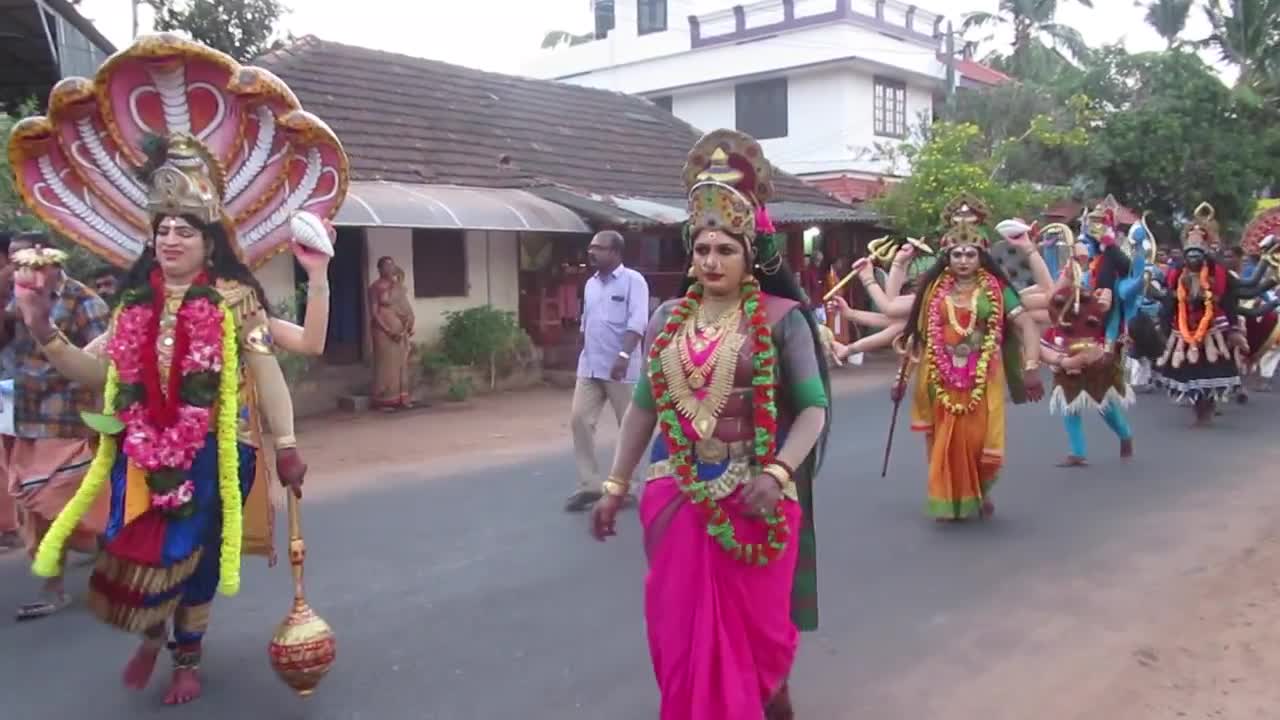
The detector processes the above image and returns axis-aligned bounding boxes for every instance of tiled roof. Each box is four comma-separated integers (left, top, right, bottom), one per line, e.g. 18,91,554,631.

807,175,892,204
939,56,1014,87
255,37,845,208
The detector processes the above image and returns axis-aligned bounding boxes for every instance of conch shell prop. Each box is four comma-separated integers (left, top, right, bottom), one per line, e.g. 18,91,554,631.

267,491,336,697
289,211,335,257
7,33,349,268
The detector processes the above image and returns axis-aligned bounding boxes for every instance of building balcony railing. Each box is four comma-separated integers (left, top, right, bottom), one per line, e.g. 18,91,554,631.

689,0,943,50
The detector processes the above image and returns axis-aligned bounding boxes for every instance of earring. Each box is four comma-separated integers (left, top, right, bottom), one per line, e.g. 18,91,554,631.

687,264,697,278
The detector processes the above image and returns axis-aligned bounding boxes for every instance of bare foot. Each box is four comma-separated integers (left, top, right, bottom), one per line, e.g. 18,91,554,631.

1120,438,1134,459
1057,455,1088,468
980,500,995,519
122,645,160,691
163,668,202,705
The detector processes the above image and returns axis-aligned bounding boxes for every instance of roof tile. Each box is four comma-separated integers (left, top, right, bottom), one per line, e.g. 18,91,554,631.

256,37,844,207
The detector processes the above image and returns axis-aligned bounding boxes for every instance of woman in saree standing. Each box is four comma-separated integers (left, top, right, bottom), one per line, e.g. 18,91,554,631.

591,130,830,719
369,257,416,410
897,196,1044,521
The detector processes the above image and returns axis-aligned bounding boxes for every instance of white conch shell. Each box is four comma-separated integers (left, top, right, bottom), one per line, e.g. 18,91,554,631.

995,219,1030,239
289,211,334,257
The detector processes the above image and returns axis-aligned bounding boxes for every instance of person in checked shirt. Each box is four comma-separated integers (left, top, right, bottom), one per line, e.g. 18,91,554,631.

0,234,111,620
565,231,650,512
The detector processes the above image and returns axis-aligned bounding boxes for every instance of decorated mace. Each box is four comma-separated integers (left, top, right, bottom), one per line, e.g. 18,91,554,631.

268,489,336,696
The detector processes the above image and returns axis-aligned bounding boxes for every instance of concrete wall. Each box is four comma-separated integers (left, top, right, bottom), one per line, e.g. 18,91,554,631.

362,227,520,344
665,63,932,178
255,227,520,345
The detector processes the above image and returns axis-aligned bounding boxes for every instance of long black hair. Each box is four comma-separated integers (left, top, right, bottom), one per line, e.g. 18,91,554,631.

124,215,271,313
680,232,832,471
901,246,1019,353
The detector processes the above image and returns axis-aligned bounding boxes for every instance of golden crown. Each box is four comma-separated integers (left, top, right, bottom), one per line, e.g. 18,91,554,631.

144,132,226,225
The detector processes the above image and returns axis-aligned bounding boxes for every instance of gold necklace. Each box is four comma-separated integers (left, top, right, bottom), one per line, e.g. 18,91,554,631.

944,286,980,336
662,308,745,439
680,309,741,389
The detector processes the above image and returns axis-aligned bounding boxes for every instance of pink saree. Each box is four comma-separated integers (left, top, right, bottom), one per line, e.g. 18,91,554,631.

641,476,802,720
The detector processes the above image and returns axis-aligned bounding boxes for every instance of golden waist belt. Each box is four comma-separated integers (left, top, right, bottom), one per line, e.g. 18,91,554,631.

646,438,798,501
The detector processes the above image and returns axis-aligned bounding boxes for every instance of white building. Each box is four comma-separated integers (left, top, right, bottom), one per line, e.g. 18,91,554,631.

530,0,1007,204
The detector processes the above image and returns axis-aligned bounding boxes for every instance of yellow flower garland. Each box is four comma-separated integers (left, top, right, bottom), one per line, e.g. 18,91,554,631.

33,302,244,600
215,302,242,596
32,364,120,578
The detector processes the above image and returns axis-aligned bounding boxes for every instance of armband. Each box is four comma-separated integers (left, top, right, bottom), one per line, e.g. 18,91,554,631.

243,324,275,355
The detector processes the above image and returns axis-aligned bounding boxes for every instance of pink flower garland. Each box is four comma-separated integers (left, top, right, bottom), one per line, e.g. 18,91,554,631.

106,295,225,512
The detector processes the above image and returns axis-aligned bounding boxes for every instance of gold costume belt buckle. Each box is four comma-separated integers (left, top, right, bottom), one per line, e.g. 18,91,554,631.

694,437,729,463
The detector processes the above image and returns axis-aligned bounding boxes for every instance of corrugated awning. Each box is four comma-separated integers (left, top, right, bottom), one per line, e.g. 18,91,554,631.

527,186,882,228
334,181,591,233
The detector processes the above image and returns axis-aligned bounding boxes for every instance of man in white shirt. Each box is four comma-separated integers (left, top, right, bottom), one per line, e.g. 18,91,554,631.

565,231,649,512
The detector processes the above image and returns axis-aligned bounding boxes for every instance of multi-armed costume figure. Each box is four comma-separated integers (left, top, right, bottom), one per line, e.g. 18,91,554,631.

7,35,346,704
1237,207,1280,390
1150,204,1249,425
897,196,1044,521
1013,201,1155,466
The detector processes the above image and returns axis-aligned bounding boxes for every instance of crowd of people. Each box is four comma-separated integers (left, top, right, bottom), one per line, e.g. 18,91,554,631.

4,33,1278,720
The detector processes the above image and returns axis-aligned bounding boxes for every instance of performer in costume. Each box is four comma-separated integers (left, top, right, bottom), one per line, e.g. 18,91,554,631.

1001,205,1154,467
897,196,1044,521
591,130,830,720
6,35,347,705
1151,204,1249,426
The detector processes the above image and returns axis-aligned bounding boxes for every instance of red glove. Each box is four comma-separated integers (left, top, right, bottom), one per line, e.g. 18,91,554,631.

276,447,307,498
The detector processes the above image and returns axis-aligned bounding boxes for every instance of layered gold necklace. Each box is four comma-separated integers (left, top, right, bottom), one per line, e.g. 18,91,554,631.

660,303,744,440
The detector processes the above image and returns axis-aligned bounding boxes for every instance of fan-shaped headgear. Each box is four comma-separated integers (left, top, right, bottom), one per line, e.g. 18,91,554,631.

1182,202,1219,252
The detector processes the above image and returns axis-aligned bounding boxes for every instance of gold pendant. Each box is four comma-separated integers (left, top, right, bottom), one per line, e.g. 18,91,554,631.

693,413,715,440
689,373,706,390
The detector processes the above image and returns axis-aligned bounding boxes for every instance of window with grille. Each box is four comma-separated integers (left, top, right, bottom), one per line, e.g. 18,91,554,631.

734,77,788,140
637,0,667,35
873,77,908,138
411,229,468,298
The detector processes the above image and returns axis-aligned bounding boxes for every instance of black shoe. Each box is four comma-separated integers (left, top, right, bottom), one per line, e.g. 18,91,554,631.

563,490,602,512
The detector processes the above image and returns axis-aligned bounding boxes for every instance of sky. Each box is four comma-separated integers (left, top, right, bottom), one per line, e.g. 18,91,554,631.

72,0,1229,78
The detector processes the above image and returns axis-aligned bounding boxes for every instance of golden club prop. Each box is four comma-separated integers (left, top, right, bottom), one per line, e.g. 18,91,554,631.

268,490,336,697
823,237,932,302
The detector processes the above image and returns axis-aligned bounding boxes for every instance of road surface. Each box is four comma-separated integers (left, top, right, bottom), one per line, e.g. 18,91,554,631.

3,382,1279,719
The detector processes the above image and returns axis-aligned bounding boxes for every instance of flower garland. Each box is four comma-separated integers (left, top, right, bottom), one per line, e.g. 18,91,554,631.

1175,265,1213,345
648,279,789,566
107,271,225,518
32,280,244,597
925,270,1004,415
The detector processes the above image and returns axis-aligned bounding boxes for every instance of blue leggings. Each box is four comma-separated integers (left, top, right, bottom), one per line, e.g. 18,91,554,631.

1063,403,1132,458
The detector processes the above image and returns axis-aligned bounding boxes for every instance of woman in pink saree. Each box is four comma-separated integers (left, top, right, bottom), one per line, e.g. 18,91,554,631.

591,130,830,719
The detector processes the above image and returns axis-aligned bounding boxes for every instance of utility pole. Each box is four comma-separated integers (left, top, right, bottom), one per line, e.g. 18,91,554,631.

944,21,957,102
131,0,140,39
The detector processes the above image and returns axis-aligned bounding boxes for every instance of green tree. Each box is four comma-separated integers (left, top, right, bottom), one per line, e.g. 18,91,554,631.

1078,49,1268,234
1139,0,1194,48
871,122,1070,239
962,0,1095,76
1200,0,1280,103
1,103,47,233
146,0,292,63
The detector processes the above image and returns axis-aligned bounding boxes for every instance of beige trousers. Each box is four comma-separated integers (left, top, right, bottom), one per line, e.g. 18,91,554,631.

570,378,635,493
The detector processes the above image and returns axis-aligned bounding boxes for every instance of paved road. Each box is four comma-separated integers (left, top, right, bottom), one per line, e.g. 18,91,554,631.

2,381,1278,719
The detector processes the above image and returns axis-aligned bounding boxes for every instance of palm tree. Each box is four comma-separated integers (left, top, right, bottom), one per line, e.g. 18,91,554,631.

1138,0,1193,48
962,0,1095,75
1201,0,1280,96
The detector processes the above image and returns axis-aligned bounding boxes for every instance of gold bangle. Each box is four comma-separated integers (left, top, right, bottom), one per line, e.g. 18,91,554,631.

602,476,630,497
761,464,791,487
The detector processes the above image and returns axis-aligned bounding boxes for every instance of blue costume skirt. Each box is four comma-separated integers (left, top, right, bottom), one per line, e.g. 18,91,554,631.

86,436,255,635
